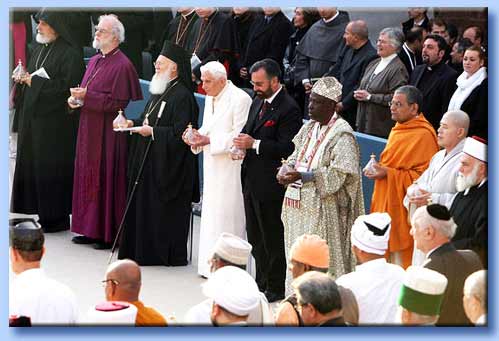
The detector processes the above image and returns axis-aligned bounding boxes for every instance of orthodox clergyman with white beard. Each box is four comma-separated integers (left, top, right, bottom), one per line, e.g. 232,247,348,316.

449,136,488,267
117,41,199,266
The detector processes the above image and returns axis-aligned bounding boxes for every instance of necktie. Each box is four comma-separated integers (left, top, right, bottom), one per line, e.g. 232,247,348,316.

259,101,268,120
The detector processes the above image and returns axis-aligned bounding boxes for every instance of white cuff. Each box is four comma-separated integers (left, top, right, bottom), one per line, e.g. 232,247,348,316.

253,139,261,155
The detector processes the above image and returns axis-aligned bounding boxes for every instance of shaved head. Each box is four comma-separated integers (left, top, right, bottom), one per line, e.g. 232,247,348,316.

105,259,141,301
443,110,470,134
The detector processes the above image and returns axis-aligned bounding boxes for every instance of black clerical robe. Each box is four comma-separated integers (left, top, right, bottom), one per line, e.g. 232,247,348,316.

162,11,200,54
11,37,85,230
450,181,488,268
118,80,199,266
190,10,240,80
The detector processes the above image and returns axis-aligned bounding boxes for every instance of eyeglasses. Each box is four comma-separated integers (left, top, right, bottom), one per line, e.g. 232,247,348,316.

101,279,119,287
95,27,111,35
153,61,166,67
388,101,405,108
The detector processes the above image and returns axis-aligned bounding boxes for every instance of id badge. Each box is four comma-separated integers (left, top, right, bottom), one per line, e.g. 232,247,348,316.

285,184,301,201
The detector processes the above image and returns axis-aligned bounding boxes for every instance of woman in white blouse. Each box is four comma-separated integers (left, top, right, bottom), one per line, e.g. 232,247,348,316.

448,46,487,138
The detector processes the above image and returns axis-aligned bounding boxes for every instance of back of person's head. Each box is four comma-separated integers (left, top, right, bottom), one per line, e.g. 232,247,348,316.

394,85,423,113
292,271,342,315
105,259,142,301
9,220,44,263
350,212,391,261
406,27,424,44
412,204,457,240
464,270,487,313
249,58,281,80
301,8,321,27
456,38,474,54
398,266,448,325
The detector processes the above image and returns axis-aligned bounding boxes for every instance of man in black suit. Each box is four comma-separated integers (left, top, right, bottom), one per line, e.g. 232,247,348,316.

233,58,302,302
238,8,293,87
402,7,430,35
410,204,483,326
410,34,457,131
398,27,424,76
326,20,377,128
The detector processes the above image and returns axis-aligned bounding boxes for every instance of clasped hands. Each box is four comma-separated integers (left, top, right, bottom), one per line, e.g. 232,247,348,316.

182,127,210,148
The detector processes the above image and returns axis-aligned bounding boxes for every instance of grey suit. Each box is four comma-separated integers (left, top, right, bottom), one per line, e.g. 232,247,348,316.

355,56,408,138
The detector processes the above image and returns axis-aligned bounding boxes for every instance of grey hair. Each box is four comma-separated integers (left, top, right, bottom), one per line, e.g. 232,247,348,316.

395,85,423,113
442,110,470,136
380,27,405,52
99,14,125,43
464,270,487,309
200,61,227,80
411,206,457,239
349,20,369,40
292,271,341,314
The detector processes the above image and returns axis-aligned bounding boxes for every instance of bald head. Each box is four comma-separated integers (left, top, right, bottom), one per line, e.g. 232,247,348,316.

105,259,141,301
437,110,469,150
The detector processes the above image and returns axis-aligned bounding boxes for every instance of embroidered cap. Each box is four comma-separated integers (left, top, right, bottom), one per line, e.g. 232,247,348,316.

290,234,329,268
398,266,448,316
463,136,487,163
212,232,252,266
311,77,342,102
351,213,391,255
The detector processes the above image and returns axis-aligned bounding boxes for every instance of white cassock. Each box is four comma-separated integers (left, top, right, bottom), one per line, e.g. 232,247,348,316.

9,268,79,325
192,81,252,277
403,139,464,265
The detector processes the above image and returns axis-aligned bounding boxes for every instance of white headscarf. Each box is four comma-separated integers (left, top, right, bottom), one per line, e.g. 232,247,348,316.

448,67,487,111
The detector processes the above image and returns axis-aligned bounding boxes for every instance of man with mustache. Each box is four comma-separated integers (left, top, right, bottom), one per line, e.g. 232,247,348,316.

450,136,488,268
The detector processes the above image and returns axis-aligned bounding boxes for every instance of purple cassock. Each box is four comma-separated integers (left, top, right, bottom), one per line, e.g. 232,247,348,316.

71,48,142,243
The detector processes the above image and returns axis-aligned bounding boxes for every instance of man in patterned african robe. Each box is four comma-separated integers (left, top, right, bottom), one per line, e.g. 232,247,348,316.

278,77,364,280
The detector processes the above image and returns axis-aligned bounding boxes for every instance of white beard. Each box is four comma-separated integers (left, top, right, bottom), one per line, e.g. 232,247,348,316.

149,71,171,95
456,166,479,192
36,33,53,44
92,37,101,50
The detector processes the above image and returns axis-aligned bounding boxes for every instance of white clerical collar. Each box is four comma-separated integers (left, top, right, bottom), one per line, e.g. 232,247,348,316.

182,9,195,18
265,85,283,105
323,12,339,23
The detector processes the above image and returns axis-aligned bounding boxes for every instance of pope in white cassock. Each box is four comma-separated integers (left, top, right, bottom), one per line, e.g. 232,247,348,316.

183,61,252,277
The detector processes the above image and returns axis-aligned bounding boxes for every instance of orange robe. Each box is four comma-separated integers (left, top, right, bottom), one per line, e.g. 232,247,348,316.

370,115,438,268
131,301,167,326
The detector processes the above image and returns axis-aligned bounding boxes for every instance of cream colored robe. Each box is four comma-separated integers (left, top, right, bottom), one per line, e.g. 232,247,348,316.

192,81,252,277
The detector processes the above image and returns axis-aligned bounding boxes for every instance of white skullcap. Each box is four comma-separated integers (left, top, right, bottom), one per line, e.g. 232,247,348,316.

200,61,227,79
351,212,391,255
463,136,487,163
212,232,252,266
398,266,448,316
311,76,342,102
82,301,137,325
202,266,260,317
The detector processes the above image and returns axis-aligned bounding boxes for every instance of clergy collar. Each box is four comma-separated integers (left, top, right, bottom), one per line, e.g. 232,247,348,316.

101,46,120,58
322,11,339,23
426,60,444,72
182,9,196,18
265,85,283,105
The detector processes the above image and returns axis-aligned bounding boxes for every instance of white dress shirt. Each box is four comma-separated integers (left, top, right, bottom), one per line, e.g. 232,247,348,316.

9,268,78,325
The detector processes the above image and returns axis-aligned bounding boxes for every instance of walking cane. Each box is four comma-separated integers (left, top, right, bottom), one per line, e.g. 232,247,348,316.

107,101,166,264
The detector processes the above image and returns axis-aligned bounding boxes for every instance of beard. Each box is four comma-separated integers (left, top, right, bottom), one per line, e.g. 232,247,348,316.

456,165,480,192
36,33,54,44
92,37,102,50
149,70,171,95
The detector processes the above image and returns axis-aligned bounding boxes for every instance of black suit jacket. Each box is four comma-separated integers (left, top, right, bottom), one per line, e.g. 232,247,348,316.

398,44,423,76
402,16,430,35
410,62,458,131
241,89,302,201
242,11,293,72
424,243,483,326
326,41,377,126
460,78,488,139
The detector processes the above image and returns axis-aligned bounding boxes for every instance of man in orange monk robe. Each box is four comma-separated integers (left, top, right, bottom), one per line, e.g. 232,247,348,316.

364,85,438,269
